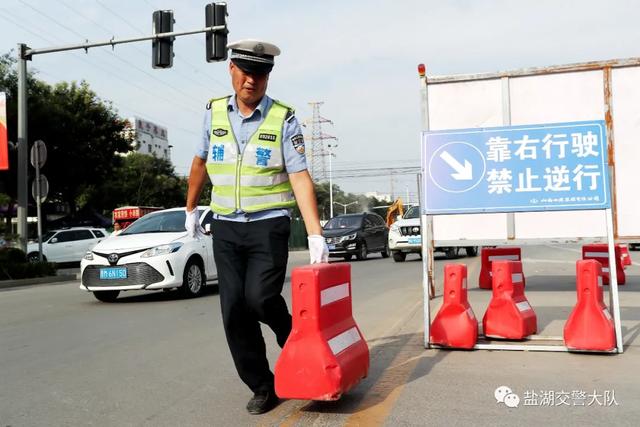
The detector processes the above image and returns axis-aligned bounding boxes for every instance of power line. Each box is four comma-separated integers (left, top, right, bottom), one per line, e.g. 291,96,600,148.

4,3,202,115
96,0,228,92
0,8,202,139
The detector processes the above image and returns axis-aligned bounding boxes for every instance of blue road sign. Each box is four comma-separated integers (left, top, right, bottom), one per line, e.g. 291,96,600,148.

422,120,610,214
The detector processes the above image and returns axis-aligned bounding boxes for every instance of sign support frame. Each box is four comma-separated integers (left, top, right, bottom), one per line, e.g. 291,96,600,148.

418,63,624,354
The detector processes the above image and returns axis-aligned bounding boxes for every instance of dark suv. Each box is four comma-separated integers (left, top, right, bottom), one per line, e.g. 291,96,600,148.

323,212,390,261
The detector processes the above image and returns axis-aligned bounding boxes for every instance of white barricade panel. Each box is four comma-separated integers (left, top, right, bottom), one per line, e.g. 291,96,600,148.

515,210,606,239
611,67,640,238
433,213,507,241
509,70,604,123
428,79,503,130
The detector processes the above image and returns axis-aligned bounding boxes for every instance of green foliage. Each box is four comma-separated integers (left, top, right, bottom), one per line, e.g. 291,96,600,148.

0,52,132,213
312,181,389,220
84,152,186,210
0,247,26,264
0,247,56,280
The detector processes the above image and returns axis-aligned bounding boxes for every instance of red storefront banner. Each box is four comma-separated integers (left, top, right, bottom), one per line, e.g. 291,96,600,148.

0,92,8,170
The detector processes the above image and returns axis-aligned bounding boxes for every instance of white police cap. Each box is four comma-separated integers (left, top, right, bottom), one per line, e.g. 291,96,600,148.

227,39,281,74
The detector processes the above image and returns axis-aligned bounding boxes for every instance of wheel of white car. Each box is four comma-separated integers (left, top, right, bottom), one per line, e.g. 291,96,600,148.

392,251,406,262
27,252,45,263
181,259,204,298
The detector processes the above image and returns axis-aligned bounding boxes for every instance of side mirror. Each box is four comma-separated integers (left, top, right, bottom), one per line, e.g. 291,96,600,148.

396,215,401,221
50,237,58,244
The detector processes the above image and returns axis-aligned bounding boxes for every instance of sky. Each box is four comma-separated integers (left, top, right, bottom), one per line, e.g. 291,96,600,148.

1,0,638,205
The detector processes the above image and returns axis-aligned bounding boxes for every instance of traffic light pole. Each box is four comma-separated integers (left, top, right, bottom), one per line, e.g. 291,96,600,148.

21,25,225,58
16,45,28,252
15,23,227,252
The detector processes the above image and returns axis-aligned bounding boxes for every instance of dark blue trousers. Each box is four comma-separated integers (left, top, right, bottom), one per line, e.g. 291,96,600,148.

212,216,292,393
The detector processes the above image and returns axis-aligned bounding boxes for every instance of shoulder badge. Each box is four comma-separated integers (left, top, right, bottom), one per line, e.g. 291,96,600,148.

290,133,305,154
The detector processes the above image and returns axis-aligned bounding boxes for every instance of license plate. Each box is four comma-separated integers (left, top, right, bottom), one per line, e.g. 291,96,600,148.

408,237,422,245
99,267,127,280
328,244,336,250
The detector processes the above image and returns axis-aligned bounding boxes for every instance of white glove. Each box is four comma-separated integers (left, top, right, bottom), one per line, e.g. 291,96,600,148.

185,208,206,238
308,235,329,264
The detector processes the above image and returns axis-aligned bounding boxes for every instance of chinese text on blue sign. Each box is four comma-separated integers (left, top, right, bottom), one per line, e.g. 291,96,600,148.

422,121,610,214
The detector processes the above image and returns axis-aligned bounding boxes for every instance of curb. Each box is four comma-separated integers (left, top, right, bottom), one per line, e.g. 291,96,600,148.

0,274,78,290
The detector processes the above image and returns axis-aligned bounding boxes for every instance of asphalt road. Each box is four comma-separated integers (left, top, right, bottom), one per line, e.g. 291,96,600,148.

1,246,639,426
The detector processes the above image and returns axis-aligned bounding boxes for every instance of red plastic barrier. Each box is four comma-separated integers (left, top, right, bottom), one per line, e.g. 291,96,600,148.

581,244,625,285
431,264,478,349
564,260,615,351
620,245,632,267
482,260,537,339
479,247,523,289
275,263,369,401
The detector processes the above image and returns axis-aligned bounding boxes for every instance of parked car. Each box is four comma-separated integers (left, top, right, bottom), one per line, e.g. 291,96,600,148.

80,207,217,302
323,212,389,261
26,227,109,263
388,205,478,262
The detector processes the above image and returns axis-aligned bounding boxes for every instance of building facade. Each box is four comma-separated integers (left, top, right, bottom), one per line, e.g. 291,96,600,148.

127,117,171,161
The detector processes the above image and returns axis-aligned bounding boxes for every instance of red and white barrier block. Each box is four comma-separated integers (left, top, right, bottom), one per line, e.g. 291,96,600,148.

479,247,523,289
564,260,616,351
482,260,537,340
275,263,369,401
431,264,478,349
581,244,626,285
620,245,632,267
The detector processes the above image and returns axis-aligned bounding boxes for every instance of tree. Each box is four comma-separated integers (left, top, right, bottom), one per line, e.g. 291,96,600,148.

85,152,186,210
0,52,131,215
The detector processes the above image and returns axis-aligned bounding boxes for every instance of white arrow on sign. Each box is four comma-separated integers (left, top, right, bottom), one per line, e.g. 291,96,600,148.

440,150,473,180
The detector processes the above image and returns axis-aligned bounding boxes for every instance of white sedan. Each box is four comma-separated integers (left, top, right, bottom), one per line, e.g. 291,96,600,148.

80,207,217,302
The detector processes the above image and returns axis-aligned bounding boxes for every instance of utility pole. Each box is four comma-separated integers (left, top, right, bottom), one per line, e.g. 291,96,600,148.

334,201,358,215
390,173,395,201
306,101,336,181
327,142,337,219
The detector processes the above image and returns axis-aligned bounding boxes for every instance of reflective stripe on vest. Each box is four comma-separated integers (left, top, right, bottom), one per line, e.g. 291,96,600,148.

205,97,296,215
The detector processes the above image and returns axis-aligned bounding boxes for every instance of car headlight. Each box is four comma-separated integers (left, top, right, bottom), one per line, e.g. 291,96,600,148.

83,251,94,261
390,223,400,232
141,242,184,258
339,233,357,243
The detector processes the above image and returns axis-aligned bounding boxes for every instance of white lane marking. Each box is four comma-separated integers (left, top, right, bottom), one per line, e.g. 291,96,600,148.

603,308,612,321
320,282,350,306
327,326,362,355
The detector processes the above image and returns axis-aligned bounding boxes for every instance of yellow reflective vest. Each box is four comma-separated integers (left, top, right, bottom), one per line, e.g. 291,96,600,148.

205,96,296,215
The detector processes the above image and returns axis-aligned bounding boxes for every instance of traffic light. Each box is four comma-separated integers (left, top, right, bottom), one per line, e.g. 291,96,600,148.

205,3,228,62
152,10,174,69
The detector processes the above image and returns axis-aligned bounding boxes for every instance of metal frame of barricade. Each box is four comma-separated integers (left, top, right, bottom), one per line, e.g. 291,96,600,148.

417,59,627,354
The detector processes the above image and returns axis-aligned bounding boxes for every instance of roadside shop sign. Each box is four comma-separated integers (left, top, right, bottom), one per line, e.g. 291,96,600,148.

0,92,8,170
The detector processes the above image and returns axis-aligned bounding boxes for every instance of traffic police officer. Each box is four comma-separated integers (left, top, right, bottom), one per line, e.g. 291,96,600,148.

185,39,329,414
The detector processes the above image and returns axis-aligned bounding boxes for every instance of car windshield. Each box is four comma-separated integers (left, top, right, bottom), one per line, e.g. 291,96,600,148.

403,206,420,219
324,216,362,230
120,210,191,235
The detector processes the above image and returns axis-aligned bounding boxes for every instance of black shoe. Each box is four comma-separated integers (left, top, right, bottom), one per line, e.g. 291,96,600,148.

246,388,279,415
